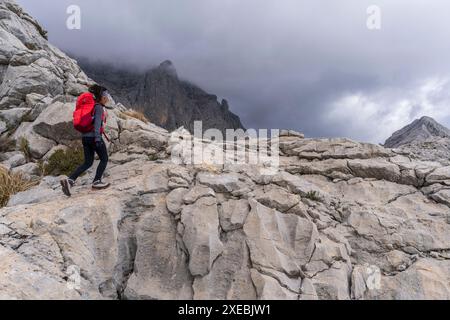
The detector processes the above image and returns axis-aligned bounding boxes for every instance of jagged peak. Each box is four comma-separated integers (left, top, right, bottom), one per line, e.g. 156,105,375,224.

156,59,178,77
384,115,450,148
417,115,443,126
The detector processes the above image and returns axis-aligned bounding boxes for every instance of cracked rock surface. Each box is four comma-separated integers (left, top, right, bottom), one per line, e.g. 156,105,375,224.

1,0,450,300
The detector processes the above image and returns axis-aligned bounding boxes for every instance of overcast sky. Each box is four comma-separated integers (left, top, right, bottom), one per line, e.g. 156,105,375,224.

16,0,450,143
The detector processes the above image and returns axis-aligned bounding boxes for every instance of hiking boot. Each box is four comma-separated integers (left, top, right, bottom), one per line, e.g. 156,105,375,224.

61,179,74,197
92,180,110,190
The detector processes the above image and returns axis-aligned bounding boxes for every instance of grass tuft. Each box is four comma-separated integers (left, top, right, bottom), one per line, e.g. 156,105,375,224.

304,190,322,202
0,166,38,208
19,137,31,162
121,110,150,124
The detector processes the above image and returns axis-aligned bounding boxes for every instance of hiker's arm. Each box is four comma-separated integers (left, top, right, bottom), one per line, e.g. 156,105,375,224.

93,104,103,142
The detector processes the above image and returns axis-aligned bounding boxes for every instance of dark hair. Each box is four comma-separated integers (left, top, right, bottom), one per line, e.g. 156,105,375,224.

88,84,108,102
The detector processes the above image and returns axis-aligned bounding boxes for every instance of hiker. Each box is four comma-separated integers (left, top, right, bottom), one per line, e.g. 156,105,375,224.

61,85,111,197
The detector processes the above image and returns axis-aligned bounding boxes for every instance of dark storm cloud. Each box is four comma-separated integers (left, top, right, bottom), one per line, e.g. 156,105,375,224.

15,0,450,142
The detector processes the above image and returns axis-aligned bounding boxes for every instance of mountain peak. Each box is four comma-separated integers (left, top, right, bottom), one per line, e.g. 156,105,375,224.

159,59,173,67
384,116,450,148
418,115,438,124
157,60,178,77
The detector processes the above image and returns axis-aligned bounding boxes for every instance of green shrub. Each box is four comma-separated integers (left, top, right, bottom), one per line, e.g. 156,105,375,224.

44,147,84,176
0,166,38,208
304,190,322,202
19,137,31,162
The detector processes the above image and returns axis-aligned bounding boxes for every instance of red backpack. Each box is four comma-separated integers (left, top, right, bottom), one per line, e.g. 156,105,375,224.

73,93,106,133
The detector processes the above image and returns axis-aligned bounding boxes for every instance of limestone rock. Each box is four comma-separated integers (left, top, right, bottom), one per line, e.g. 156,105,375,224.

7,183,59,207
426,166,450,185
219,199,250,231
11,162,39,179
250,269,298,300
180,196,223,276
254,184,300,212
431,189,450,207
1,151,26,169
123,195,193,299
193,230,256,299
0,245,80,300
183,185,215,205
365,259,450,299
2,0,450,301
197,172,244,193
348,158,402,184
0,107,30,128
244,200,318,277
12,122,55,158
0,119,6,133
310,261,351,300
32,101,80,144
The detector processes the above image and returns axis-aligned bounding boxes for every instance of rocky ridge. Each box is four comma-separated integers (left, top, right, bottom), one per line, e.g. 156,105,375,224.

0,0,450,300
77,57,245,134
384,117,450,166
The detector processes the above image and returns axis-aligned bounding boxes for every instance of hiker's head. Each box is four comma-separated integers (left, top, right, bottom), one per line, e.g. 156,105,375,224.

88,84,109,104
99,90,110,106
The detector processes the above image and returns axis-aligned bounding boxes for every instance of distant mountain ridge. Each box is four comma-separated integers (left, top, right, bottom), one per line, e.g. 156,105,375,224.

76,58,245,133
384,116,450,148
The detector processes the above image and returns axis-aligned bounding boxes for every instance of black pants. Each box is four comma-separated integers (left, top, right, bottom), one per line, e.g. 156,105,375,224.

69,137,108,182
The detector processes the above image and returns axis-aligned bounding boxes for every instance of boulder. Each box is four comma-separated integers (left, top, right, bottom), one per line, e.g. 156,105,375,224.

32,101,80,144
364,259,450,299
0,107,30,128
347,158,402,183
272,171,322,196
7,184,58,207
193,230,256,299
0,119,6,134
166,188,189,215
280,138,392,160
219,199,250,231
0,245,80,300
1,151,26,169
183,185,215,205
120,129,168,152
197,172,250,194
431,189,450,207
250,269,298,300
11,162,40,179
0,62,64,109
310,261,351,300
426,166,450,185
12,122,55,158
180,196,223,276
244,200,318,277
254,185,300,212
123,195,193,300
137,165,170,194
